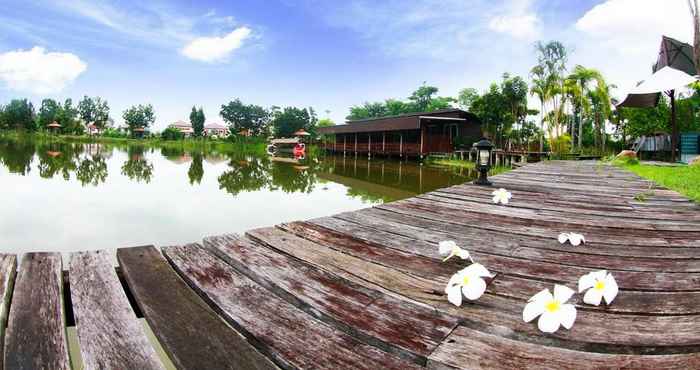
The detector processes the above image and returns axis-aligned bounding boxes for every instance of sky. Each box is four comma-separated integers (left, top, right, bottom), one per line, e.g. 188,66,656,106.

0,0,693,130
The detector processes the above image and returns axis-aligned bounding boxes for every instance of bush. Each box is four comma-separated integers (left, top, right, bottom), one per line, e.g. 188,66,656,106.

101,127,128,138
161,127,184,140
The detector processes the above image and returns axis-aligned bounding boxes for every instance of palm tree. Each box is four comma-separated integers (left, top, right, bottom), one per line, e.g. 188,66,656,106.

529,65,549,152
587,81,615,153
566,66,603,150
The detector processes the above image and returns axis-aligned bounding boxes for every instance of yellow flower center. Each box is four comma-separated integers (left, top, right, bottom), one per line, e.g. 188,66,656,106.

545,300,561,313
462,276,470,286
594,281,605,291
453,246,460,255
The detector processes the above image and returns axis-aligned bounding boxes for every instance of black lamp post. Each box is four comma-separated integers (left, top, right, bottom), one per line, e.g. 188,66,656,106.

474,138,494,186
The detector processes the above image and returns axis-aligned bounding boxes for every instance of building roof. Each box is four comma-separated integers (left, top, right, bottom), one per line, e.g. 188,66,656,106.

170,120,191,128
205,122,227,129
318,108,479,134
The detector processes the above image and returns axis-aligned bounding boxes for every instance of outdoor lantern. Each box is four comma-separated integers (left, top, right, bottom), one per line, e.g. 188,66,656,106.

474,138,494,186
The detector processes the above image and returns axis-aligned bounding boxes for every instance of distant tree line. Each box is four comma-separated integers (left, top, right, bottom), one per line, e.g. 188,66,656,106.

219,99,321,138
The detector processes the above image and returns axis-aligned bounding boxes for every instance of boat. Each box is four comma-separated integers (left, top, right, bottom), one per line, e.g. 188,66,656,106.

267,137,305,155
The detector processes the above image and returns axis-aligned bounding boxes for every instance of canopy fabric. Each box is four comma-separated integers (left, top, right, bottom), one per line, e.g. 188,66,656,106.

617,66,697,108
654,36,697,76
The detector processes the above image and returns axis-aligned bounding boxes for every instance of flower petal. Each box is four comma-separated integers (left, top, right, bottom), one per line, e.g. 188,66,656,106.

558,233,570,244
456,248,471,260
464,263,491,278
578,272,596,293
438,241,456,256
558,304,577,329
523,300,545,322
592,270,608,281
462,278,487,300
445,272,463,294
583,287,603,306
492,195,500,204
553,284,575,303
602,274,619,305
447,284,463,306
569,233,583,246
528,288,553,304
537,311,561,333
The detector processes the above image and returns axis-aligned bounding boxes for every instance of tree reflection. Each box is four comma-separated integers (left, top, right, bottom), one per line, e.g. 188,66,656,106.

218,155,270,196
188,153,204,185
121,145,153,183
76,155,108,186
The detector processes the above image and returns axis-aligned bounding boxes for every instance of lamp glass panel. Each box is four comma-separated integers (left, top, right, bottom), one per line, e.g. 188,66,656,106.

479,149,490,166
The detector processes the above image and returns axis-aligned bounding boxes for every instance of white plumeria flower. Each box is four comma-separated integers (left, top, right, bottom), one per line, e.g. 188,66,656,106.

558,232,586,246
523,285,577,333
578,270,619,306
444,263,492,306
438,240,471,262
492,188,512,205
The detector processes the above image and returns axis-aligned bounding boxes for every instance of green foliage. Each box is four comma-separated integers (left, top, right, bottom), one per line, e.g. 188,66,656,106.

101,127,128,138
161,126,184,140
37,99,61,130
220,99,271,136
346,84,455,120
549,133,572,155
77,96,110,128
1,99,35,131
122,104,155,133
271,106,318,137
457,88,479,110
189,106,205,137
55,99,83,134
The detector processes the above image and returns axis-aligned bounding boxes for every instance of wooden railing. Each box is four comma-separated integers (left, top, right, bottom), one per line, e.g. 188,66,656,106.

320,142,420,155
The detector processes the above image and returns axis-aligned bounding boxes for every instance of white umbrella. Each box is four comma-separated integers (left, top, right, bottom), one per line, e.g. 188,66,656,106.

617,66,697,108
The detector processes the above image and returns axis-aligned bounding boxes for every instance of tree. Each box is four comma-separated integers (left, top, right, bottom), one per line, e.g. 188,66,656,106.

408,84,439,111
457,88,479,111
531,40,569,152
566,65,604,150
122,104,155,133
37,99,61,130
220,99,271,136
500,73,529,148
3,99,35,131
689,0,700,71
78,96,110,129
161,126,184,140
470,83,509,146
272,106,317,137
55,99,81,134
189,106,205,137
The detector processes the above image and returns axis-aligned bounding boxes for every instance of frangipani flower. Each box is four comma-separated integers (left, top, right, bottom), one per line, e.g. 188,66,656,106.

445,263,492,306
438,240,471,262
523,285,577,333
492,188,512,205
558,232,586,246
578,270,618,306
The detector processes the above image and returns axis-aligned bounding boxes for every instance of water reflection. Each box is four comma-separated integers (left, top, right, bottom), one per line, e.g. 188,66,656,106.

0,135,478,253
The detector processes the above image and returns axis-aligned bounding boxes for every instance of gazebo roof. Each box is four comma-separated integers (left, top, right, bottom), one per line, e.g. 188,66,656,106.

47,122,61,128
293,129,311,136
132,127,146,132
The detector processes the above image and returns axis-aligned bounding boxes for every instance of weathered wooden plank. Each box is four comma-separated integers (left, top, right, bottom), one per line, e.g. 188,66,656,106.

117,246,278,370
249,227,700,350
5,253,70,370
308,216,700,291
379,199,700,247
0,254,16,370
281,221,700,315
204,233,459,364
428,326,700,370
162,243,421,370
332,210,700,272
69,250,164,370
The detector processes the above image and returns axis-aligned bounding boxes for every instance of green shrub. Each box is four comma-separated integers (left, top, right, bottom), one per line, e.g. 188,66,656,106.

161,127,184,141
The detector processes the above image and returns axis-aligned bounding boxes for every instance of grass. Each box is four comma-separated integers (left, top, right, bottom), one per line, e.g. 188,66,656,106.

428,158,512,176
617,161,700,203
0,130,270,155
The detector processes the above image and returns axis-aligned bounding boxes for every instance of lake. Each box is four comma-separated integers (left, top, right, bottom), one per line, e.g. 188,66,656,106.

0,135,478,254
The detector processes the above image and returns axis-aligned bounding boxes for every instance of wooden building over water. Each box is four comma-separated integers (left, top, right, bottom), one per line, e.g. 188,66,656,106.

318,109,481,157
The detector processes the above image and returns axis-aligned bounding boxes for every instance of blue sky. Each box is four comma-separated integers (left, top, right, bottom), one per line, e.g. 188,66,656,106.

0,0,692,130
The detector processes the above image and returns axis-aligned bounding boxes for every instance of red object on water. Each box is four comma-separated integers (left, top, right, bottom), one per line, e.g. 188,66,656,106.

293,143,306,156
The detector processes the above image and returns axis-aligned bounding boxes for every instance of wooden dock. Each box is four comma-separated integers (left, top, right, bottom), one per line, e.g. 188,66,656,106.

1,161,699,369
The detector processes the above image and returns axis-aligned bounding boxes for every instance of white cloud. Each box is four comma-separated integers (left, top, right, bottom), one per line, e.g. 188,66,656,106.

488,13,540,40
0,47,87,94
572,0,692,95
181,27,251,63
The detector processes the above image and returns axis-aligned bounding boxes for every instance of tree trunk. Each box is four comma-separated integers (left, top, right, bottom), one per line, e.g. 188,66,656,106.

539,102,544,153
670,90,678,162
692,0,700,72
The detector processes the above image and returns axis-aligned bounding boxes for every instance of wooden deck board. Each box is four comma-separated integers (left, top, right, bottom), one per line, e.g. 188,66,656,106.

69,250,164,370
0,254,16,370
4,253,70,370
162,243,422,370
203,233,459,364
117,246,278,370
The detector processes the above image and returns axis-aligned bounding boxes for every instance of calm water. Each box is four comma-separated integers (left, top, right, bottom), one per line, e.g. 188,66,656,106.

0,136,477,254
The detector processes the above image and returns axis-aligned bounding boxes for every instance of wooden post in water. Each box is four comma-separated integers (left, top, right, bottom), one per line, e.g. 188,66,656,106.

400,133,403,157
